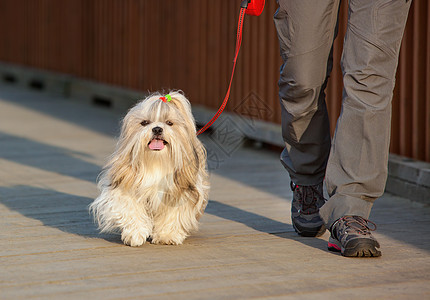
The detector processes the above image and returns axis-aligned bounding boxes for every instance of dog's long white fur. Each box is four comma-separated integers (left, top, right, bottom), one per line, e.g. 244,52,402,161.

89,91,209,246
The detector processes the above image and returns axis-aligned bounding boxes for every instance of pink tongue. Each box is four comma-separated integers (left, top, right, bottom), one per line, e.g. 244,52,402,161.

149,139,165,150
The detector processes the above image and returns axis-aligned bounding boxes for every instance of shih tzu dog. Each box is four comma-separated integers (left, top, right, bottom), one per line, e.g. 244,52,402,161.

90,91,209,246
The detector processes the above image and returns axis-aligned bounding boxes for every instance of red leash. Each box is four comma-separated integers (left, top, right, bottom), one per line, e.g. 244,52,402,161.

196,0,265,135
196,7,246,136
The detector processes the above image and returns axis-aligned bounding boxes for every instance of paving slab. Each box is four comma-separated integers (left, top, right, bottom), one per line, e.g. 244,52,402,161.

0,85,429,299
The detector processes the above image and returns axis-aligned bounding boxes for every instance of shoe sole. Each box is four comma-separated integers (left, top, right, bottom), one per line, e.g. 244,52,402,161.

293,222,326,237
328,237,381,257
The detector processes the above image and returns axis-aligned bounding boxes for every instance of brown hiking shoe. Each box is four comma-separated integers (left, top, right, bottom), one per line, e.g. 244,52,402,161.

328,215,381,257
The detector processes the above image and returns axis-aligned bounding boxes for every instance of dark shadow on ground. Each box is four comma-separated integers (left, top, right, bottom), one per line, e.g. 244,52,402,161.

0,185,122,244
0,86,121,137
206,200,329,252
206,199,430,254
0,131,101,182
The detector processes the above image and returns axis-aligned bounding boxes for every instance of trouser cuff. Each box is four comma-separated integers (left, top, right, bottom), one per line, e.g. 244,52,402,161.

319,193,374,229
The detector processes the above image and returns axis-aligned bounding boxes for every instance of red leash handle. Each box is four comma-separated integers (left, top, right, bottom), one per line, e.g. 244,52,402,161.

196,7,246,136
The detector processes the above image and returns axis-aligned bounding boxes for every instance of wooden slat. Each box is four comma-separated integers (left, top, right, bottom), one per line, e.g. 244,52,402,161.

1,86,430,298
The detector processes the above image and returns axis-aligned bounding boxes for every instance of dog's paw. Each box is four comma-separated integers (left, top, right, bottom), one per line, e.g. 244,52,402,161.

151,232,186,245
121,228,151,247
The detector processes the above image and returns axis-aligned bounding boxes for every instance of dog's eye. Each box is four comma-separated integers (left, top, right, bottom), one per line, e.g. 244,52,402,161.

140,120,150,126
166,120,174,126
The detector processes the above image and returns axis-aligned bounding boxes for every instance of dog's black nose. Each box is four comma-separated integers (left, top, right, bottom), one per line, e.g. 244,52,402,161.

152,126,163,135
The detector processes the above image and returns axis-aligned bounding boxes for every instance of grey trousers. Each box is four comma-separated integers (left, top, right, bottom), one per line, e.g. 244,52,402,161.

274,0,411,227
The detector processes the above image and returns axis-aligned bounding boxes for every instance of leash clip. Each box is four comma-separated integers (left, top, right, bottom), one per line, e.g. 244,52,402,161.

240,0,250,8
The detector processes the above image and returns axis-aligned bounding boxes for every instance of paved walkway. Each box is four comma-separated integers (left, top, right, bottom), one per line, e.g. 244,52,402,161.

0,85,429,299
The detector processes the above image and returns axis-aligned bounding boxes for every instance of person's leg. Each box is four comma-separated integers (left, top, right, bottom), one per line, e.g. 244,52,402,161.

274,0,341,236
274,0,340,186
320,0,412,256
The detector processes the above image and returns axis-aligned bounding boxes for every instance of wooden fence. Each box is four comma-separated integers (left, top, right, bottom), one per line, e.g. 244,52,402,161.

0,0,428,162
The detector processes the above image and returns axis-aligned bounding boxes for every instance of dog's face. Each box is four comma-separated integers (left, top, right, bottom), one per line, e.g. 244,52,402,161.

115,92,199,171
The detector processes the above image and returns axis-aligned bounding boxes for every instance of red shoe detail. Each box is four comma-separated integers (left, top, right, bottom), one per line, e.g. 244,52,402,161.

328,242,341,252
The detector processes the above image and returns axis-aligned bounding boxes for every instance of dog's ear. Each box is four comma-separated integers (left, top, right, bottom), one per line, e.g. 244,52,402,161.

171,139,208,206
107,159,135,190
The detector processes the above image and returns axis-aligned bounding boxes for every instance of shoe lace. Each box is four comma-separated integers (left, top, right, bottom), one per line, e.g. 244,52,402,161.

291,182,325,215
340,216,377,235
